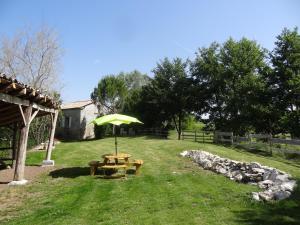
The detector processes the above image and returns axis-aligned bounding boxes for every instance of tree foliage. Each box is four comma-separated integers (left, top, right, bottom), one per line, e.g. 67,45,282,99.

0,26,63,94
269,28,300,137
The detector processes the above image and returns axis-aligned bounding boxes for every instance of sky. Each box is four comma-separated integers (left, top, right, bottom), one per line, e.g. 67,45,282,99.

0,0,300,102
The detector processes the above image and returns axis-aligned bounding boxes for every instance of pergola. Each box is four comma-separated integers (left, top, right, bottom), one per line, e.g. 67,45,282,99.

0,73,60,185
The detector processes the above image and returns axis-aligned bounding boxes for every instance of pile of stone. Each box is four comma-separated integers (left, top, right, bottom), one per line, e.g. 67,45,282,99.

180,150,297,201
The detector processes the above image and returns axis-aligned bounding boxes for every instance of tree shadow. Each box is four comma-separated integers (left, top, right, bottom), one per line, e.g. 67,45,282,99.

233,178,300,225
234,144,273,157
49,167,137,178
49,167,91,178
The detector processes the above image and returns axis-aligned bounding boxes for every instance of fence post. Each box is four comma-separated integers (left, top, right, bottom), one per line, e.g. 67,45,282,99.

269,134,272,156
230,132,233,145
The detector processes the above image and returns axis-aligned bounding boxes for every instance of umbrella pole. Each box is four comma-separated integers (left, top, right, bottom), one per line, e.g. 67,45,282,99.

114,125,118,155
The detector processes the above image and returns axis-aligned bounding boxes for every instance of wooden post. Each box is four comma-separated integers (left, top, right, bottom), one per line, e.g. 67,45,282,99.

12,123,18,169
11,105,32,184
43,110,58,166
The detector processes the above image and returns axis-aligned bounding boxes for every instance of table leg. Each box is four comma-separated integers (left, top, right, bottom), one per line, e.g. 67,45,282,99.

135,164,141,175
90,165,96,176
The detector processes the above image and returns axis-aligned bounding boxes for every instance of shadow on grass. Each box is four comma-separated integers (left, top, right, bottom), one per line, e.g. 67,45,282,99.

231,146,300,168
49,167,137,178
234,144,273,157
234,179,300,225
49,167,90,178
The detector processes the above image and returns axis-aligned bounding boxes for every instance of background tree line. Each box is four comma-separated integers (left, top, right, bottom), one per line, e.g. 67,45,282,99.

92,27,300,139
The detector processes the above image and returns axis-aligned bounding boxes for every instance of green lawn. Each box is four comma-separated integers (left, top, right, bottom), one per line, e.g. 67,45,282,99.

1,136,300,225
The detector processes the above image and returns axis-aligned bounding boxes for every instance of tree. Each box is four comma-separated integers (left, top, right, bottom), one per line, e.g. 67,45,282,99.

119,70,150,91
191,38,268,135
0,26,63,148
91,75,127,114
144,58,192,139
269,28,300,137
91,70,150,114
0,26,63,94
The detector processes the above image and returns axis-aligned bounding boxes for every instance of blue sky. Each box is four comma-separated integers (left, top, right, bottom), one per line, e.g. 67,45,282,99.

0,0,299,102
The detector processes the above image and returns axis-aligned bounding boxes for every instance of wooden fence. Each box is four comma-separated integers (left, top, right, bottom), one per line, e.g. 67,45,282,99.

119,128,168,138
181,130,214,143
181,130,300,156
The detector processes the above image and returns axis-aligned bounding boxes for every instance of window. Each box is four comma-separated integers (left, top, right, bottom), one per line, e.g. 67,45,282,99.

62,116,72,128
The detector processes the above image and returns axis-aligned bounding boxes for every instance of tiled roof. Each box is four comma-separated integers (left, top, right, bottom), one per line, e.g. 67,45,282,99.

61,100,93,109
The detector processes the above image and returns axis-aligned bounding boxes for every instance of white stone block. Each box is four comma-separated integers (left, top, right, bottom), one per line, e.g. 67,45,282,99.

42,160,55,166
8,180,28,186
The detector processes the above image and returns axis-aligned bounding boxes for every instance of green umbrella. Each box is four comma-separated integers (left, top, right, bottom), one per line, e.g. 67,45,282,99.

91,113,143,155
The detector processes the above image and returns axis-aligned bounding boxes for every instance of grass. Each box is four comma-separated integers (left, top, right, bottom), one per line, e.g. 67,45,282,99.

1,135,300,225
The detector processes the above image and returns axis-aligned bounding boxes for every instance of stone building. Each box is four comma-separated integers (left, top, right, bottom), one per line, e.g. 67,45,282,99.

56,100,98,140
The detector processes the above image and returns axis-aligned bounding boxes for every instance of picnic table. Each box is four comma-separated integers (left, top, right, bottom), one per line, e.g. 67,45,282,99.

88,153,143,178
102,153,131,164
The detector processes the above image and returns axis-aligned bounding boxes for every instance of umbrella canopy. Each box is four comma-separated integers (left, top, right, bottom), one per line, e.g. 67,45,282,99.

92,113,142,126
91,114,143,155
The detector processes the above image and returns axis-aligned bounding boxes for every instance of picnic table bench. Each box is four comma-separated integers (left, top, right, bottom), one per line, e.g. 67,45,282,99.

88,156,144,177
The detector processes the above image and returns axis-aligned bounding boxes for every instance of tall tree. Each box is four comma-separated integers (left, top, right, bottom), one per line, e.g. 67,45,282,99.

0,26,63,94
91,75,127,113
191,38,267,135
269,28,300,137
146,58,192,139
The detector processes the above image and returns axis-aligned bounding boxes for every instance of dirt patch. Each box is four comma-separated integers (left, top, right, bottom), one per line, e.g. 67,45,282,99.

0,166,52,189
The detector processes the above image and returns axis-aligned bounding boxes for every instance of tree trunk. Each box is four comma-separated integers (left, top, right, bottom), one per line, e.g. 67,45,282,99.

178,114,182,140
13,105,32,181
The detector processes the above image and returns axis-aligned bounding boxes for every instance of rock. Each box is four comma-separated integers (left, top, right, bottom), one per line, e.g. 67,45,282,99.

180,150,296,202
263,169,278,181
218,167,227,174
252,192,260,201
274,190,291,200
275,174,290,184
280,180,297,192
180,151,189,157
259,191,274,201
252,168,265,174
250,162,262,168
234,173,243,182
258,180,274,189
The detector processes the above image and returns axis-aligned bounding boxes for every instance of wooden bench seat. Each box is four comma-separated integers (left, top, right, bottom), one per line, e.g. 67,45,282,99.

132,159,144,175
100,164,128,169
88,161,104,176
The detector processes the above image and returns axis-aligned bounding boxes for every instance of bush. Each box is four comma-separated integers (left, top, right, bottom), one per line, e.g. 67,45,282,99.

94,124,112,139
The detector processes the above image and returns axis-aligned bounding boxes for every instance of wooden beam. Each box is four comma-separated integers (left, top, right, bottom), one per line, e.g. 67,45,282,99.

32,102,56,113
29,109,39,124
19,105,27,126
44,110,59,164
0,92,57,113
0,92,30,107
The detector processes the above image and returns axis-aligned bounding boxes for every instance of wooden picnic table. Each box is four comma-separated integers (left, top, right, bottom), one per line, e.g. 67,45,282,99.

102,153,131,164
88,153,143,177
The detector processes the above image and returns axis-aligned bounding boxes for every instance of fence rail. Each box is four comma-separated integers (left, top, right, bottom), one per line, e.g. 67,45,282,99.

181,131,214,143
181,130,300,156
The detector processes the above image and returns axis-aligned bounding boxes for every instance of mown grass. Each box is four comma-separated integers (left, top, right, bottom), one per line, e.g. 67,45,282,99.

1,136,300,225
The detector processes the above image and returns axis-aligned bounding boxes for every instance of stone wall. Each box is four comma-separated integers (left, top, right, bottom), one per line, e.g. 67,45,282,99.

180,150,297,201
